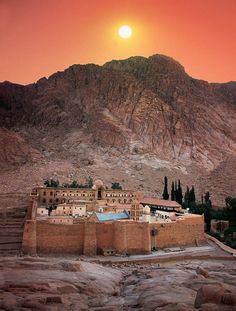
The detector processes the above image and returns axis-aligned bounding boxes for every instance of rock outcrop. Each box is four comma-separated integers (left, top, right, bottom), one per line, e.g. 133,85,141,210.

1,257,236,311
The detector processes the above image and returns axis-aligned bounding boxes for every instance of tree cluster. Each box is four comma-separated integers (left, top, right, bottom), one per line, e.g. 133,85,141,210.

162,176,183,205
111,182,122,190
44,177,94,189
183,186,196,208
44,179,59,188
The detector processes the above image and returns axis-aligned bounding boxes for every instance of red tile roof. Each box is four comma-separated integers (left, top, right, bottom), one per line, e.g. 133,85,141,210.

140,198,181,208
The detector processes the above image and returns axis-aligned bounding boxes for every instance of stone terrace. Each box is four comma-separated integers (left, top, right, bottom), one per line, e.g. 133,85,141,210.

0,193,28,256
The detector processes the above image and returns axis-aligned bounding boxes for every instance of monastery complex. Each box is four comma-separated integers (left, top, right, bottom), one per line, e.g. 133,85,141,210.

22,180,205,256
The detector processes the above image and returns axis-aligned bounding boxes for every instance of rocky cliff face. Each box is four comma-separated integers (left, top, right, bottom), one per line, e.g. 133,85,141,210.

0,54,235,205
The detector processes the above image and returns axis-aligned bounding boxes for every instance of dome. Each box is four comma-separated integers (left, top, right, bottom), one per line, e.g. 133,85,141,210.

143,205,150,214
94,179,104,188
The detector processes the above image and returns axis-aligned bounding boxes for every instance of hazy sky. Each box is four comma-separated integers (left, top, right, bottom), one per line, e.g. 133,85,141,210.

0,0,235,84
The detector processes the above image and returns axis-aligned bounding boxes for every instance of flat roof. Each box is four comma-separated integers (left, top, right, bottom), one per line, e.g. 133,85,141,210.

95,211,130,222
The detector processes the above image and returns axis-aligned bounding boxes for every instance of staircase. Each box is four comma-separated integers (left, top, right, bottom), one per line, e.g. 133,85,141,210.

0,193,28,256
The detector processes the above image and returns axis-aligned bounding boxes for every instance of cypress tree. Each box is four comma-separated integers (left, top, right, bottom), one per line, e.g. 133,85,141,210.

174,180,178,202
204,191,210,204
184,186,190,208
162,176,169,200
189,186,196,203
178,180,183,205
171,181,175,201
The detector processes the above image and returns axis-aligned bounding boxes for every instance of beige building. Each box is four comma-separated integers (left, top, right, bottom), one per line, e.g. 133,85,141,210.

32,179,190,226
37,207,48,217
52,201,87,217
32,180,138,220
34,180,136,206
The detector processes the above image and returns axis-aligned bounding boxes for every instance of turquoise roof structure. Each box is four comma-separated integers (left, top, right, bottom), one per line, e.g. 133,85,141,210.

95,210,130,222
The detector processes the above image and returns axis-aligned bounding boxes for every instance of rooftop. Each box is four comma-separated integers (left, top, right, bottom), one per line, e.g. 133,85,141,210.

140,198,181,208
94,211,130,222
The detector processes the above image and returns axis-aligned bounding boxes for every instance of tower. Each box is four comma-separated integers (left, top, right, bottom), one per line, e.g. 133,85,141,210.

142,205,151,222
130,200,143,221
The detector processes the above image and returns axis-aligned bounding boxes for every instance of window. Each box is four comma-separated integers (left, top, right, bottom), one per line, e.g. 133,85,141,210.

43,199,46,203
49,199,52,203
43,191,46,196
50,191,53,196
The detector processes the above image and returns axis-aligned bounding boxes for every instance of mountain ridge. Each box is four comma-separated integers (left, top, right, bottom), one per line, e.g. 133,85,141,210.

0,54,235,206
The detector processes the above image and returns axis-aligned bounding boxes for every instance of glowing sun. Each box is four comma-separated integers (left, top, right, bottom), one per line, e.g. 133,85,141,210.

118,25,132,39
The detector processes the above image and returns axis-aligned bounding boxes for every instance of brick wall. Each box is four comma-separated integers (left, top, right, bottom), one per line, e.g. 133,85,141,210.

36,222,84,255
22,220,37,255
96,222,114,250
113,221,150,255
126,222,150,254
83,222,97,256
23,215,205,255
150,216,205,248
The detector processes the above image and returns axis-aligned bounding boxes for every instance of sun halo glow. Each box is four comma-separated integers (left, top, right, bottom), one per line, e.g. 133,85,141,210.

118,25,132,39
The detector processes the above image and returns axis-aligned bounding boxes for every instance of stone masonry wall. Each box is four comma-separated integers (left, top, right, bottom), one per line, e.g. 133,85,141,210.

150,216,205,249
36,222,84,255
23,215,205,255
96,222,114,250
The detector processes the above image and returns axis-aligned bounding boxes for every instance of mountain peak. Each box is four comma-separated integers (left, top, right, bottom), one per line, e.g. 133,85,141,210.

0,54,236,205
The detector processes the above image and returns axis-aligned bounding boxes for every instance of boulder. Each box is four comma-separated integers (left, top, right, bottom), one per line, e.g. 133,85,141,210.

221,293,236,305
194,284,227,308
196,267,209,278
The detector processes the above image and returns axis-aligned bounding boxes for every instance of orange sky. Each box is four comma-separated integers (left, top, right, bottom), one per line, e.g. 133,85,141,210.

0,0,235,84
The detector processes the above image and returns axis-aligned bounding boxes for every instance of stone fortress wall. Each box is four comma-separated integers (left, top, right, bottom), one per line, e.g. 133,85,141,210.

22,215,205,256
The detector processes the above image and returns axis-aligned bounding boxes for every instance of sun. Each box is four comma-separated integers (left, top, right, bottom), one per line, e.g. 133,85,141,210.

118,25,132,39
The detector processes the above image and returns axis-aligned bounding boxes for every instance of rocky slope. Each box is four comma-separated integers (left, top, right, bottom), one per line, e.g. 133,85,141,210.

1,256,236,310
0,54,236,205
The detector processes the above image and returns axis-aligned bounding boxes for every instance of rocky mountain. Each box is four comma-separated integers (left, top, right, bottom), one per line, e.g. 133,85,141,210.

0,54,236,206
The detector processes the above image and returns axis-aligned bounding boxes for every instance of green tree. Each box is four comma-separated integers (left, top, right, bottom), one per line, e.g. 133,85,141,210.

44,179,59,188
189,186,196,203
70,180,79,188
111,182,122,190
171,181,175,201
86,176,94,188
184,186,190,208
162,176,169,200
177,180,183,205
225,197,236,222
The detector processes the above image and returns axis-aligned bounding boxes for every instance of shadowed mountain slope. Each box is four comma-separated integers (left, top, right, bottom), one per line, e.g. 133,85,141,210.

0,55,235,206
